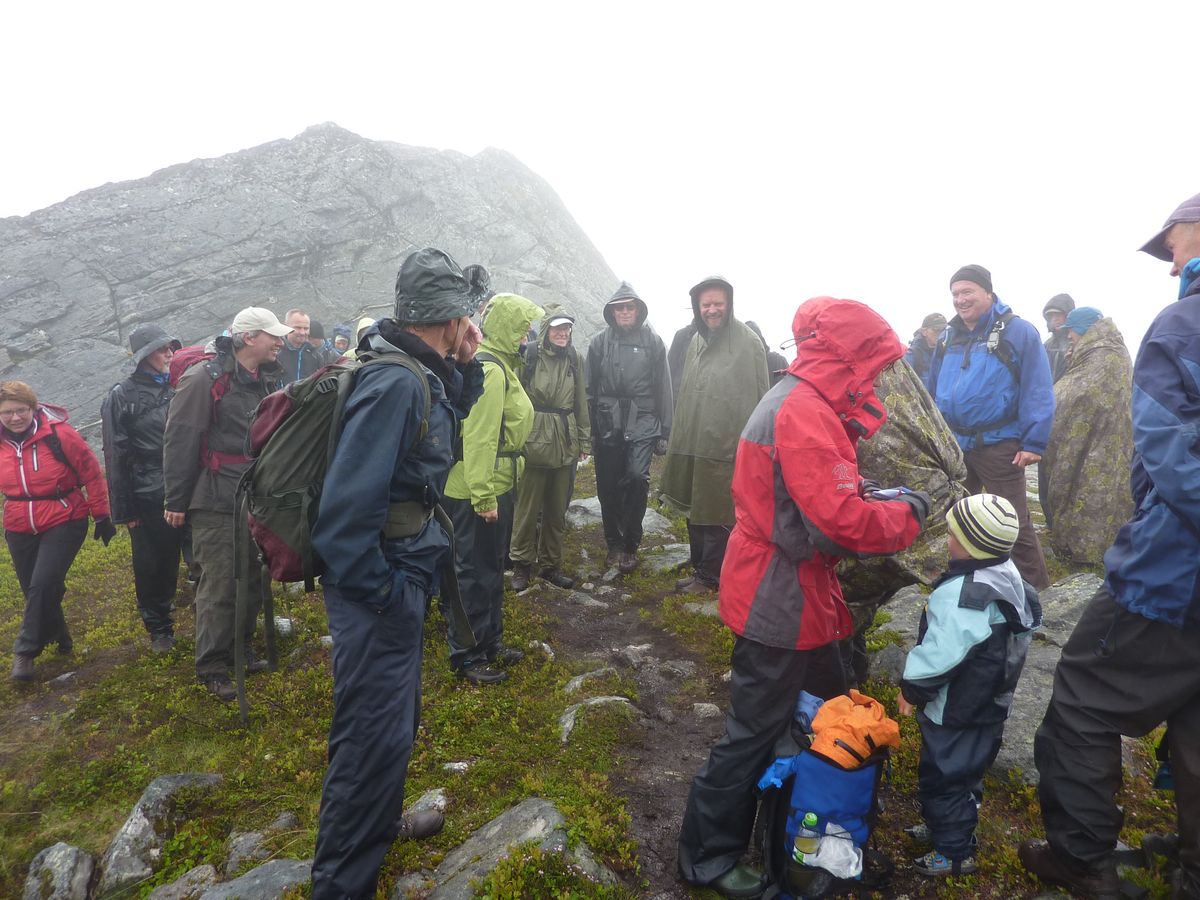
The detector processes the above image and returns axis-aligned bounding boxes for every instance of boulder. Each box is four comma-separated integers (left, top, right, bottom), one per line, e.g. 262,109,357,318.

565,497,673,535
23,842,94,900
198,859,311,900
644,543,691,573
1037,572,1104,647
97,773,223,898
427,798,617,899
147,864,218,900
559,697,635,743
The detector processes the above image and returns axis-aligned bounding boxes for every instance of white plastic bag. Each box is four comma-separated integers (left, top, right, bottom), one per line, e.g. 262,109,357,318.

807,823,863,878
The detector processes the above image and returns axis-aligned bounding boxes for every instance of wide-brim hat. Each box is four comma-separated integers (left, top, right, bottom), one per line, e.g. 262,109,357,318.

128,323,182,366
394,248,490,324
1140,191,1200,261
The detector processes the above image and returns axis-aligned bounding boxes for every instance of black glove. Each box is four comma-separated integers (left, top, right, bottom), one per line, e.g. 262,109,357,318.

93,517,117,546
654,438,668,456
860,478,882,497
897,491,932,530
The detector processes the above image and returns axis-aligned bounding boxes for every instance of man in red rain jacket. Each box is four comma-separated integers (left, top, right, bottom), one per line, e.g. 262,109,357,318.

677,297,930,897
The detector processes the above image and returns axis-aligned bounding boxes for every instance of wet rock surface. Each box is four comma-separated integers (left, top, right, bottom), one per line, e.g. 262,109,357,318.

22,842,94,900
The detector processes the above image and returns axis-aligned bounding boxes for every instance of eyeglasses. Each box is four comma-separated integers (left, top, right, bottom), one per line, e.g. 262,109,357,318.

0,408,32,419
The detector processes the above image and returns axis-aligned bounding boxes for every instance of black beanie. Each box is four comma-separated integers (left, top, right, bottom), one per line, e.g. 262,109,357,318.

950,264,993,294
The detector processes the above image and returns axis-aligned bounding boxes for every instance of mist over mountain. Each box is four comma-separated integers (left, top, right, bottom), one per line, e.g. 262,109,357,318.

0,123,616,429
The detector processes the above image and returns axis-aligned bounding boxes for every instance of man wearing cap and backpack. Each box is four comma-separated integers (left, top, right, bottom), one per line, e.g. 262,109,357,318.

102,324,185,654
1042,293,1076,383
1019,191,1200,900
927,265,1054,589
904,312,948,383
308,248,485,899
163,307,290,701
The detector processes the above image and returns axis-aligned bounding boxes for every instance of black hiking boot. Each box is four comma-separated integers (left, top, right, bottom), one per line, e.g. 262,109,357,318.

709,864,766,899
510,563,531,592
617,551,639,574
539,568,575,589
1019,839,1120,899
490,645,526,667
457,662,508,685
11,653,34,682
396,809,444,842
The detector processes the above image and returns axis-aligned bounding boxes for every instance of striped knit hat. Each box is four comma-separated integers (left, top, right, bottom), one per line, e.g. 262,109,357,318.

946,493,1019,560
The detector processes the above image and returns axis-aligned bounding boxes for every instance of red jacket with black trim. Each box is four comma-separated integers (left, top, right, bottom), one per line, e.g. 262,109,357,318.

0,406,110,535
718,297,923,650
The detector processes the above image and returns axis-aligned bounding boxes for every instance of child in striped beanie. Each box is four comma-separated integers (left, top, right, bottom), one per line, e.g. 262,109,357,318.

898,493,1043,877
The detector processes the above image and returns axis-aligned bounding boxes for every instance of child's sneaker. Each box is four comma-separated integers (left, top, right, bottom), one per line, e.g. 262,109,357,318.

913,850,977,876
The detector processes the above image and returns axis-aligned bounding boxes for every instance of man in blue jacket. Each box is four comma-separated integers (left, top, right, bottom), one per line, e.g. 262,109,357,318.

928,265,1054,588
1020,191,1200,900
308,248,486,899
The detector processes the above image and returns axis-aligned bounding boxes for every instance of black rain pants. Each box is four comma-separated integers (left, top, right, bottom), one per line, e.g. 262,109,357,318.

1034,586,1200,896
677,636,846,886
917,714,1004,860
8,517,88,657
594,437,654,554
129,497,183,637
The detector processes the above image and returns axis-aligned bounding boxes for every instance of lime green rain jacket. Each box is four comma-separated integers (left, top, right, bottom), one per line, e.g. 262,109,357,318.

445,293,544,512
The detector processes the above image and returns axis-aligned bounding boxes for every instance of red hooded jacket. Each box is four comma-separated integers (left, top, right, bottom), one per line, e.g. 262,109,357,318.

718,297,923,650
0,405,110,535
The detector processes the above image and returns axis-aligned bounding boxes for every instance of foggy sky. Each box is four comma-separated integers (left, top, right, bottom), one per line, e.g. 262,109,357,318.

4,1,1197,354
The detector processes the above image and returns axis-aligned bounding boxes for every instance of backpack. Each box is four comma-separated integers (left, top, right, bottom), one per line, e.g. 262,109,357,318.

239,351,431,588
169,345,238,458
754,691,896,899
928,310,1021,397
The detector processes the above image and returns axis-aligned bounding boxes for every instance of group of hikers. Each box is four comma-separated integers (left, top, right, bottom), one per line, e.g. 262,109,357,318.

1,188,1198,899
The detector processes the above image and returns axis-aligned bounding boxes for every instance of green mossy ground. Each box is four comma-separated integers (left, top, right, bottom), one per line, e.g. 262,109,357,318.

0,467,1180,897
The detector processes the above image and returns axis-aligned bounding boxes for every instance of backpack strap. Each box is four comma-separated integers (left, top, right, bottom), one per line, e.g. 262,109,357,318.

44,427,83,490
986,311,1022,385
474,351,516,459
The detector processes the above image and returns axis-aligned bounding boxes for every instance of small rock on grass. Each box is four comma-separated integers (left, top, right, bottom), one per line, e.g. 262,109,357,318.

147,863,217,899
442,761,471,774
408,788,447,815
23,842,93,900
693,703,722,719
559,697,635,742
564,667,617,694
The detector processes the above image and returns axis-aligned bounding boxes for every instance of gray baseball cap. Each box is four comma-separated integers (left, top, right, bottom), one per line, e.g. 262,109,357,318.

1140,191,1200,261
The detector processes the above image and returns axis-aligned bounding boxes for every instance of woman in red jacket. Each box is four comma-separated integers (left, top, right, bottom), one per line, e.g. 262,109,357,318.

1,382,114,681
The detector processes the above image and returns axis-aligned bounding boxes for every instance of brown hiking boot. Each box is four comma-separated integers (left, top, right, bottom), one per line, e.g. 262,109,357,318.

199,675,237,702
11,653,34,682
1019,840,1119,899
510,563,532,592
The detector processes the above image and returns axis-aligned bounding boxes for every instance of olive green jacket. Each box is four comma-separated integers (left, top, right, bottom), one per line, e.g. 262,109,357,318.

520,306,590,469
445,293,544,512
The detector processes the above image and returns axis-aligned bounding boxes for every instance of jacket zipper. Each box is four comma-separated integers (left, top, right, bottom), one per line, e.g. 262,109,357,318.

15,442,38,534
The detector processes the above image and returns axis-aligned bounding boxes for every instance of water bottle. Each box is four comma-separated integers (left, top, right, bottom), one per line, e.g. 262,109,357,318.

786,812,821,894
792,812,821,861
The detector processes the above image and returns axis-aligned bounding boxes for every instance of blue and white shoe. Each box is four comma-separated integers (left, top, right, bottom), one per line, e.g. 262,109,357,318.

913,850,977,876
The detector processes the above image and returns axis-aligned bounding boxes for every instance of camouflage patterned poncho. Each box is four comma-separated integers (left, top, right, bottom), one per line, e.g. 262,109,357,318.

1040,317,1133,566
839,360,968,630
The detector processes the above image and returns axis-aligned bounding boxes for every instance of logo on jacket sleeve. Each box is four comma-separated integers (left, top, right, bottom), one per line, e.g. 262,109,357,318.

833,462,855,491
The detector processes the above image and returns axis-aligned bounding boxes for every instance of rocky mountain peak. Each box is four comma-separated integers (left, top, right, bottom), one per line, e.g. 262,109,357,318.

0,124,616,432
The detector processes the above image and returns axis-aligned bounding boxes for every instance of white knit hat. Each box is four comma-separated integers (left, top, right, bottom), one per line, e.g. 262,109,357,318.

946,493,1019,560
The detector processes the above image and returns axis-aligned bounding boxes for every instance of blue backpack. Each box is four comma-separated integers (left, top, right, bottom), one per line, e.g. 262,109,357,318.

754,733,893,898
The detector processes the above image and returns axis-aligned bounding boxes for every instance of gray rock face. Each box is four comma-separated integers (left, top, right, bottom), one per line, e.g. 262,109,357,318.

23,842,94,900
0,123,617,431
97,773,223,898
427,798,617,900
1037,572,1104,646
644,543,691,573
147,864,218,900
197,859,311,899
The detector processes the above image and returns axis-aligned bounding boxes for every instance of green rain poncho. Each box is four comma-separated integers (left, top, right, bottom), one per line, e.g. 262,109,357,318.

444,293,544,513
659,316,768,524
840,360,969,628
1040,317,1134,566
